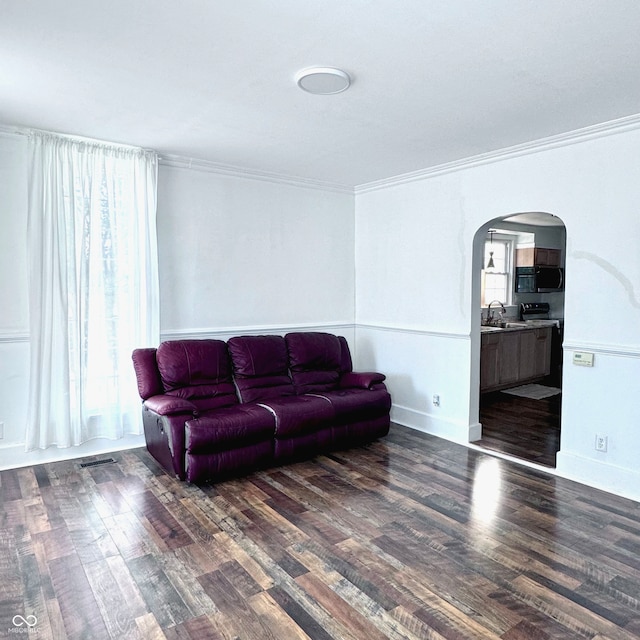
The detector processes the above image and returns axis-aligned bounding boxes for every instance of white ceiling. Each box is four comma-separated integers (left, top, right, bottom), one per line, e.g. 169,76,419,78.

3,0,640,188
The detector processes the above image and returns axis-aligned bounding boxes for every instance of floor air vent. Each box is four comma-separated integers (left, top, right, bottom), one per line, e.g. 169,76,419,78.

79,457,116,468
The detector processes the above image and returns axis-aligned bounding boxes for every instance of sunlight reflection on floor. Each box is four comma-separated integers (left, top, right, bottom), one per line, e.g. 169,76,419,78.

471,456,503,529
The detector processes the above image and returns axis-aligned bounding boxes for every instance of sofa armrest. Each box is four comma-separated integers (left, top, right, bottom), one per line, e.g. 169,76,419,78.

339,371,386,390
144,395,198,416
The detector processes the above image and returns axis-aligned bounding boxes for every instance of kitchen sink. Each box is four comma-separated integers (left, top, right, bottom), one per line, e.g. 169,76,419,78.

481,322,529,332
481,321,557,333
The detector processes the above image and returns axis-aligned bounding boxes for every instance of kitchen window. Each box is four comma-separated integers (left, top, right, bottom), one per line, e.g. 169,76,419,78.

481,234,515,307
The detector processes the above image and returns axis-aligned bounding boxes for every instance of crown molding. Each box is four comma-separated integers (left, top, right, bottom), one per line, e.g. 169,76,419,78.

159,153,354,194
355,112,640,194
0,124,353,193
6,111,640,196
0,125,26,139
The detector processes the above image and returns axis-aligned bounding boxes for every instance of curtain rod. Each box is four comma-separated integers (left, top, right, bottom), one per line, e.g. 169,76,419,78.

0,124,154,153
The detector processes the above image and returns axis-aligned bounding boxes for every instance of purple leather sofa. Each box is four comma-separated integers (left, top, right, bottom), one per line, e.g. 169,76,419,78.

132,332,391,483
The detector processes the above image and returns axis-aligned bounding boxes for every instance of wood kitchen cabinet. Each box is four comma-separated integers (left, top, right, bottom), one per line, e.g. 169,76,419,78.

480,327,551,392
518,328,551,380
516,247,561,267
498,331,520,386
480,334,500,390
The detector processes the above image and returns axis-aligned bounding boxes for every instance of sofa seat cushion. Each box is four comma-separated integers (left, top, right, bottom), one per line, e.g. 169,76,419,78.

156,339,238,411
258,395,334,437
185,404,275,453
312,388,392,421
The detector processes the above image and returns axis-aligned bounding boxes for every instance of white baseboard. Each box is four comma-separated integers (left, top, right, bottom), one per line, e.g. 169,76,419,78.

391,404,474,445
390,405,428,431
0,435,146,471
468,422,483,441
555,451,640,503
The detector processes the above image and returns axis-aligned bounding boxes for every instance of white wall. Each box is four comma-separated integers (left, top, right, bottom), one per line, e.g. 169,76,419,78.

354,126,640,501
0,136,355,469
157,162,355,337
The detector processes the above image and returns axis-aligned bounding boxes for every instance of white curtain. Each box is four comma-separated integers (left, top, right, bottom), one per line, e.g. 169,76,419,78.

26,132,159,450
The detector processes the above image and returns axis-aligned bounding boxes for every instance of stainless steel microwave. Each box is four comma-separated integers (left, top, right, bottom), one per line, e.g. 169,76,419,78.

515,266,564,293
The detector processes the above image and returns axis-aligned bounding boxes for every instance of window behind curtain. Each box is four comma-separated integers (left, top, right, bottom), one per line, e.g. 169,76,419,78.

27,133,159,450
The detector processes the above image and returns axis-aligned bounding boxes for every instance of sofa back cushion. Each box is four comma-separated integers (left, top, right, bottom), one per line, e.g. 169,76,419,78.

228,335,295,403
156,340,238,411
285,332,352,394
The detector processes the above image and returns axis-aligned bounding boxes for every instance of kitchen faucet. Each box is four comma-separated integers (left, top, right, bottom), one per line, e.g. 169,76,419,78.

486,300,506,325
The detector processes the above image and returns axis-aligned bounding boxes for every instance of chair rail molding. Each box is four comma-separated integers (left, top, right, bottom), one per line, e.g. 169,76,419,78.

161,322,354,342
355,323,470,341
0,332,30,344
562,340,640,359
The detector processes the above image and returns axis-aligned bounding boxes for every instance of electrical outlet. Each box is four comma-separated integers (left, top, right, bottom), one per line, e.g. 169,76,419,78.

432,394,440,407
595,434,608,452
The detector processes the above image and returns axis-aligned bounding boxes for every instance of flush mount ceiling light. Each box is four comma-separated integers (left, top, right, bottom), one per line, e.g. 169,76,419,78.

295,67,351,95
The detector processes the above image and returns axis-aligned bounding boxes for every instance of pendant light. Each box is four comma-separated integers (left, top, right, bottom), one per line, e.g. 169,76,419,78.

485,230,495,269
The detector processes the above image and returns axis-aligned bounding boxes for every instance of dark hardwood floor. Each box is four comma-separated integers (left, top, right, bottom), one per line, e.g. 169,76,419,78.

2,423,640,639
478,391,561,467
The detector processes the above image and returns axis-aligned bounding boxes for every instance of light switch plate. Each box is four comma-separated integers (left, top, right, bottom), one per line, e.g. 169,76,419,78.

573,351,594,367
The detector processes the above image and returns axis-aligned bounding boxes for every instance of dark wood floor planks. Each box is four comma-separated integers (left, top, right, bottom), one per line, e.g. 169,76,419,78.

1,424,640,638
478,391,561,467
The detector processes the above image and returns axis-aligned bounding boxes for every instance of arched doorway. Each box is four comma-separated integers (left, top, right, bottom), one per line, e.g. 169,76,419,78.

471,212,566,467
